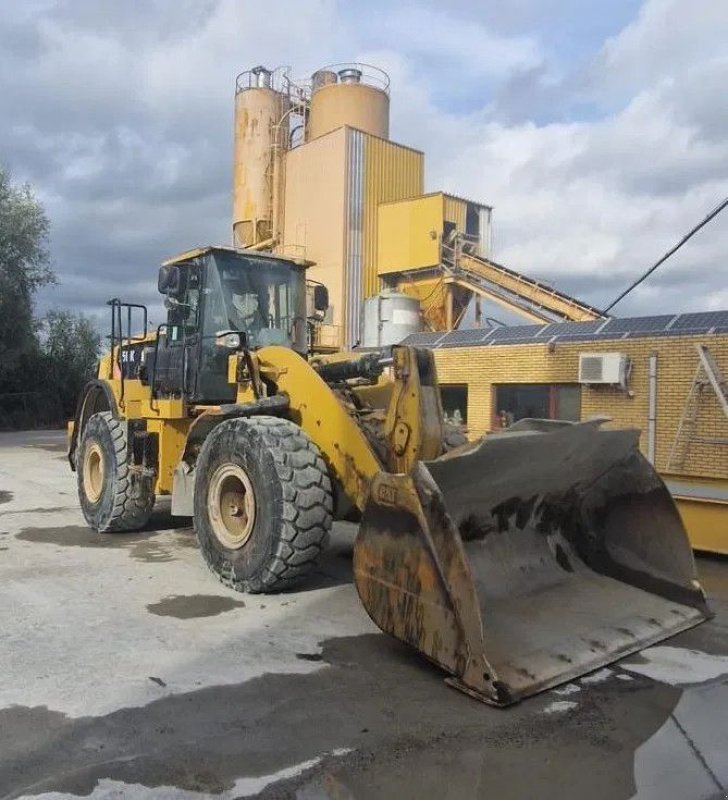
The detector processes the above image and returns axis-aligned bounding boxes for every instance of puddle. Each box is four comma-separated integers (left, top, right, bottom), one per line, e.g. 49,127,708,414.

1,631,706,800
622,646,728,686
16,522,197,564
15,751,353,800
146,594,246,619
580,668,614,685
543,699,579,714
0,491,13,504
0,635,414,797
552,683,581,696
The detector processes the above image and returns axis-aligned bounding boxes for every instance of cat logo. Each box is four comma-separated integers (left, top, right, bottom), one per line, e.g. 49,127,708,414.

377,484,398,505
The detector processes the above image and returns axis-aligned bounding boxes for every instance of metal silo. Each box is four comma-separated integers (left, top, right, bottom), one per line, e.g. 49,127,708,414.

308,64,390,142
232,66,290,248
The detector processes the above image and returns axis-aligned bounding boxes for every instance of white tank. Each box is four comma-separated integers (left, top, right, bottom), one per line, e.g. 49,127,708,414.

360,291,422,348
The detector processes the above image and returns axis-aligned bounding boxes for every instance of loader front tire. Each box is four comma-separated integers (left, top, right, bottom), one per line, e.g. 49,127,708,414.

77,411,155,532
194,416,333,593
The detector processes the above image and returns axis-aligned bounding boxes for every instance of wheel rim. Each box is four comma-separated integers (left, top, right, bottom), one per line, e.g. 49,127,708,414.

207,463,256,549
83,442,105,504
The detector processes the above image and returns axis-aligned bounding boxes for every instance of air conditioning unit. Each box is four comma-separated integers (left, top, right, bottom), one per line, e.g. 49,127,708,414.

578,352,630,386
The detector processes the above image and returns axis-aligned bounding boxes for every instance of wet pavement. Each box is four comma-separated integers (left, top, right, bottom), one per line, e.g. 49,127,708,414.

0,429,727,799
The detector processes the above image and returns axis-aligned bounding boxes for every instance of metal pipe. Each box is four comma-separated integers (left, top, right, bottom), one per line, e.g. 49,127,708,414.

247,237,276,251
647,352,657,464
271,104,297,244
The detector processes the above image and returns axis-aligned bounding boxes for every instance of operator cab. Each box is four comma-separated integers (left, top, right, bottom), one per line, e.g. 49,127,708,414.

147,246,324,404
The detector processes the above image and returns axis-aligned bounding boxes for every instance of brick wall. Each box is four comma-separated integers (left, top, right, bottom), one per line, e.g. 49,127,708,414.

434,334,728,480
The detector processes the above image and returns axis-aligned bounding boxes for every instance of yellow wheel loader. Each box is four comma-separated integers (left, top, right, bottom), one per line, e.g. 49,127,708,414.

68,246,710,705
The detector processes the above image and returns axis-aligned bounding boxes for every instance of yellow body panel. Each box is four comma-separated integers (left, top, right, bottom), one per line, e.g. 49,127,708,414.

146,417,192,494
257,345,381,509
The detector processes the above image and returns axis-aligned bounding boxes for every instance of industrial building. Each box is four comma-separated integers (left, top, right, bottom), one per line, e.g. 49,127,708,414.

230,62,728,554
232,63,602,352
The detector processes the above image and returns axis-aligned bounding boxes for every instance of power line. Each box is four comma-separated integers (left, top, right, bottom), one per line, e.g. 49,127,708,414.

603,196,728,314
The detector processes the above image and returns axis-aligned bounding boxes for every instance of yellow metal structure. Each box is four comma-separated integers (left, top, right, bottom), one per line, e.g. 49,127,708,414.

378,194,443,275
666,476,728,556
281,126,423,348
228,61,605,346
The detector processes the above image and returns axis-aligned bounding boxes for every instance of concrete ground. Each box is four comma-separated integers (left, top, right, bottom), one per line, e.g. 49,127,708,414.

1,429,728,800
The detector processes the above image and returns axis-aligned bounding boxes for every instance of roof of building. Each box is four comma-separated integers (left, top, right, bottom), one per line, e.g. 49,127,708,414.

400,310,728,349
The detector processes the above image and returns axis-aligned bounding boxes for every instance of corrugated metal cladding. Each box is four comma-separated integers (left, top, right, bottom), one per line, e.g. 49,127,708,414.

343,129,424,346
363,134,424,299
443,194,466,231
345,130,365,348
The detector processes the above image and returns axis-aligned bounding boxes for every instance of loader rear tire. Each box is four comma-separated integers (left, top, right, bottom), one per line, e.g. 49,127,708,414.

194,416,333,593
77,411,155,532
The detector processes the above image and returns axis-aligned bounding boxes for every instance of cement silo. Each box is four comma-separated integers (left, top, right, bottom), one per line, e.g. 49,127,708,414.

308,65,390,141
232,66,290,247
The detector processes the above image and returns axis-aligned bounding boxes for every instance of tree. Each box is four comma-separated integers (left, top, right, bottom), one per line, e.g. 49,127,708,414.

0,166,55,391
41,310,101,417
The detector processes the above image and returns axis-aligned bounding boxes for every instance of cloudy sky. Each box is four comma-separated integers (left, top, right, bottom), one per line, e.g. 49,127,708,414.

3,0,727,329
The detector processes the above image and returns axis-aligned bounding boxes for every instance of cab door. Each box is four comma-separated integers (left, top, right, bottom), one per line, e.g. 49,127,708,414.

192,259,237,404
152,263,200,398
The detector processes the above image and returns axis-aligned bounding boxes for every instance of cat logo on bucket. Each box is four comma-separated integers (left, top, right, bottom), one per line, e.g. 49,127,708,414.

377,484,398,506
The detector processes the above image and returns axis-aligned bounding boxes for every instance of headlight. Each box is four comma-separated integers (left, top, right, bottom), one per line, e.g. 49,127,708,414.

215,332,241,350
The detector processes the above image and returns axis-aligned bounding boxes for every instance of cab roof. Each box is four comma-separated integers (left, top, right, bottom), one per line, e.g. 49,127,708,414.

162,245,312,269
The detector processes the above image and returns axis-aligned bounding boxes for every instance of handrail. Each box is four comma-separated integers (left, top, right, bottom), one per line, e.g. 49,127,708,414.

107,299,148,409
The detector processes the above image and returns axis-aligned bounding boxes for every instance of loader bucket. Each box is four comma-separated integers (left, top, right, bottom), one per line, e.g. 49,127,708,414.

353,421,710,706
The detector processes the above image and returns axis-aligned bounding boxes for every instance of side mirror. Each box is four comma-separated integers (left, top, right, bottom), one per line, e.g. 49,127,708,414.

313,284,329,312
158,265,181,296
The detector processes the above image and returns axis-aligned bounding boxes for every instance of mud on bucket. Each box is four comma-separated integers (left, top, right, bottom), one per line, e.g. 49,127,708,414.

353,421,710,705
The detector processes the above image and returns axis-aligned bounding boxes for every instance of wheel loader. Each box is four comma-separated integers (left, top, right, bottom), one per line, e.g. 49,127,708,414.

68,245,710,705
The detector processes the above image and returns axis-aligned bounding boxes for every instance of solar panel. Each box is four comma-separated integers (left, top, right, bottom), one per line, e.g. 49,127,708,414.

415,309,728,351
672,311,728,330
438,328,492,346
603,315,674,334
399,332,444,347
488,324,544,340
536,320,606,338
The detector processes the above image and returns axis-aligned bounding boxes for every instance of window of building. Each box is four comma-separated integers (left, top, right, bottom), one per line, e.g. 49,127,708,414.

441,384,468,424
493,384,581,428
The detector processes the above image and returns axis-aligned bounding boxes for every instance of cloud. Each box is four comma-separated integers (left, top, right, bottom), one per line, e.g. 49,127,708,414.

1,0,726,327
